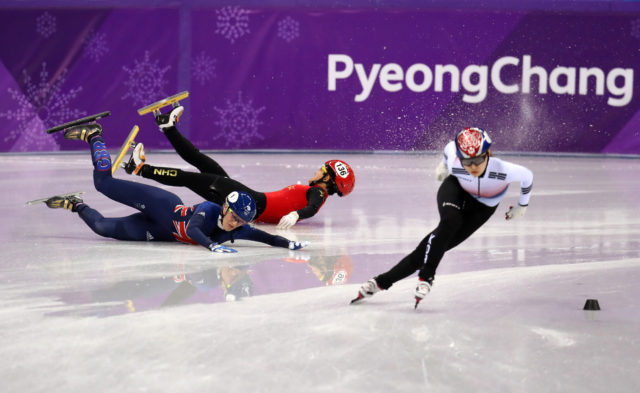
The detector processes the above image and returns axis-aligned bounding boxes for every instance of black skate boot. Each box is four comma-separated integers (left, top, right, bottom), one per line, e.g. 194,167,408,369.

45,195,84,212
155,106,184,131
122,142,146,175
63,123,103,143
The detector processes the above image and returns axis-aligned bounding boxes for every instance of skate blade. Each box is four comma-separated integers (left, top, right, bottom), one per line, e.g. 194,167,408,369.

350,293,365,304
46,112,110,134
111,125,140,175
26,191,85,206
137,91,189,115
414,297,422,309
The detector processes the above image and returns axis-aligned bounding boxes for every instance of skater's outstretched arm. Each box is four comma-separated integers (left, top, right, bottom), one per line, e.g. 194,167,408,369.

185,202,308,251
297,187,327,220
277,187,327,229
233,225,310,250
185,202,237,253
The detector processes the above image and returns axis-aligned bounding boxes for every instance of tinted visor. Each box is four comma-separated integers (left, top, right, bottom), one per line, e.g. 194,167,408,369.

461,154,488,166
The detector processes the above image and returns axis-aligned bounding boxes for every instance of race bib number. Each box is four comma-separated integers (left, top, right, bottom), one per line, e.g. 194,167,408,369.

334,161,349,178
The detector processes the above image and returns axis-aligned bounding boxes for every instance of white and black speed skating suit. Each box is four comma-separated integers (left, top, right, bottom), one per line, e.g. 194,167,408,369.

375,141,534,289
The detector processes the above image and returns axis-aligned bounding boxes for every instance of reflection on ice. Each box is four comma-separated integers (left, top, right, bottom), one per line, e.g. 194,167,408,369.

37,250,418,318
2,153,640,392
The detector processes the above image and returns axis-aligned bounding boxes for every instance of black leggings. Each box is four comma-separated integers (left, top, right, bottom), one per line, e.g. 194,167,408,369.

375,175,497,289
139,126,267,215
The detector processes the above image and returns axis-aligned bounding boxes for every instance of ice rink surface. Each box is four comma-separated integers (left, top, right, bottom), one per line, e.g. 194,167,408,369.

1,150,639,393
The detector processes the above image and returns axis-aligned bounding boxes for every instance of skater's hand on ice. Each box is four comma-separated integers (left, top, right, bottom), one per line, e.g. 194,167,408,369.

288,240,310,250
209,243,237,253
505,205,527,220
277,211,299,229
435,161,449,181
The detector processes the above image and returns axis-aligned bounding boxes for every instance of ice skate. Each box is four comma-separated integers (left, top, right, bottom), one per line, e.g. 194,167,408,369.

63,123,103,143
110,125,140,175
137,91,188,131
414,277,433,309
122,142,146,175
45,111,110,134
350,278,381,304
26,191,84,206
155,105,184,131
44,195,84,212
138,91,188,116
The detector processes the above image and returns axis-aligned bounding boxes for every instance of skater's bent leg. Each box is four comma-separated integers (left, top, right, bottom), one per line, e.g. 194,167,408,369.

412,177,468,279
89,136,112,173
444,201,497,251
139,165,221,202
416,182,497,279
375,237,430,289
376,176,466,289
375,215,460,289
164,126,229,176
78,207,144,240
415,212,463,279
78,208,170,241
95,172,182,214
88,136,182,212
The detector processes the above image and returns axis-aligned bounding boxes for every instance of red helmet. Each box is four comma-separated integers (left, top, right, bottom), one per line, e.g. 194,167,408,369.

327,255,354,286
324,160,355,197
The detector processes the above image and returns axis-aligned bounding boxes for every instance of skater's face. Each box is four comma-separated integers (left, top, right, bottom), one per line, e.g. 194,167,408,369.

461,153,488,177
309,165,331,185
222,206,248,231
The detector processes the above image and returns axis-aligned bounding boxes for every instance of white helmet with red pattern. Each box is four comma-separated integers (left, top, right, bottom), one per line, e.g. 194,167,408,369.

455,127,492,159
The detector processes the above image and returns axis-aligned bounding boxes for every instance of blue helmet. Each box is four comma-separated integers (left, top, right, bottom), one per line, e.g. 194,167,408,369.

455,127,492,159
224,272,254,301
225,191,257,223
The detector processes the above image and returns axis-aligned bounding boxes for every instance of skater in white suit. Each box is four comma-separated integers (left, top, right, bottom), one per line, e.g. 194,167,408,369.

352,127,534,308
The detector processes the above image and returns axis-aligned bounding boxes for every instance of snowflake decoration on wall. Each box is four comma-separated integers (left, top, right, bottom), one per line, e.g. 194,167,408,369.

122,51,171,106
0,62,85,151
631,19,640,40
83,30,109,62
277,16,300,43
36,11,56,38
192,51,217,86
213,92,265,147
215,6,250,44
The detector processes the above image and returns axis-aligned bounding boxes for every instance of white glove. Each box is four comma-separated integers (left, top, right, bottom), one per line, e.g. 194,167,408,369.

209,243,237,253
288,240,310,250
505,205,527,220
287,249,311,262
277,211,299,229
435,161,449,181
